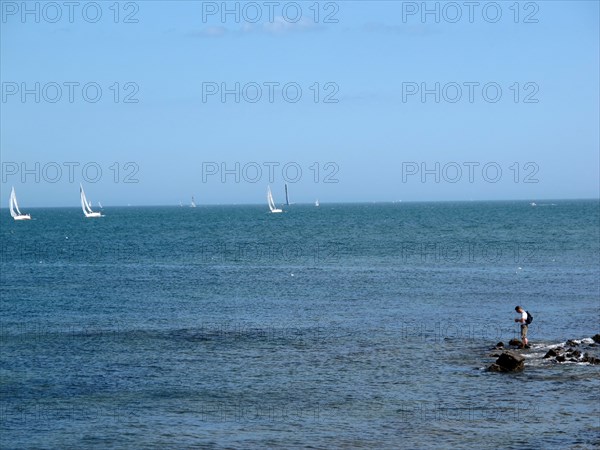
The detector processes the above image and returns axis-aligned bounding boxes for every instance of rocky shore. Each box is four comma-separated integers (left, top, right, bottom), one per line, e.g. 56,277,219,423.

486,334,600,372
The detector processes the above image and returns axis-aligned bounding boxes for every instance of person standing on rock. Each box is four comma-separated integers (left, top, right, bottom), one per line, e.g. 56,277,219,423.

514,306,529,348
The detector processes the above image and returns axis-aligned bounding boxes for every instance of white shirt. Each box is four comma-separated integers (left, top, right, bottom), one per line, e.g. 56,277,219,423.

519,311,528,324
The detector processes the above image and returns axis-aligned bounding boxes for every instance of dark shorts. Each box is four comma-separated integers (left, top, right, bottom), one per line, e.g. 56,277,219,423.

521,324,528,340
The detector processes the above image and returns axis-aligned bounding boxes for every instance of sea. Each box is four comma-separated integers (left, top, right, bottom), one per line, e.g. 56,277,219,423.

1,200,599,449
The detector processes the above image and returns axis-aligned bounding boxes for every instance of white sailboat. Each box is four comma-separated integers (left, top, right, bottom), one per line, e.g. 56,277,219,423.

9,187,31,220
98,201,103,209
190,196,197,208
80,184,102,218
267,186,282,213
315,199,320,207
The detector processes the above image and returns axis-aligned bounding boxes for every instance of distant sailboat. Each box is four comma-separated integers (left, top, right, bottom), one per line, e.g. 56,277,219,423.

80,184,102,218
315,199,320,207
9,187,31,220
191,196,197,208
267,186,282,213
98,201,103,209
530,202,537,207
285,183,290,206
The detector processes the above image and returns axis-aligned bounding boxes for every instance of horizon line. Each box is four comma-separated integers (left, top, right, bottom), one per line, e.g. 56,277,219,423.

1,197,598,209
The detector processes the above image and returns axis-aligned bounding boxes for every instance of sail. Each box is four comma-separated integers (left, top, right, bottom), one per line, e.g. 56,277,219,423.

9,187,18,217
267,186,283,213
285,184,290,206
80,184,100,216
267,186,275,211
80,184,89,214
10,187,31,220
191,196,196,207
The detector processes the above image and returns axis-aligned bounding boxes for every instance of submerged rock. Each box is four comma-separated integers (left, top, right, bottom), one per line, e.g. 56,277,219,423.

487,350,525,372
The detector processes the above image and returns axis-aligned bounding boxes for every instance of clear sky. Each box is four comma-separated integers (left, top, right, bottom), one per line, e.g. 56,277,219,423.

1,0,598,206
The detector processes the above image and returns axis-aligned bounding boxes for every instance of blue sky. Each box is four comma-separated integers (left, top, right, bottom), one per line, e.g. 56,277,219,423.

1,1,598,206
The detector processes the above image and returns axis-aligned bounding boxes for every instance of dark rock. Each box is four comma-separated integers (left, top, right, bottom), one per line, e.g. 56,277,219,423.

556,355,566,362
568,358,578,362
566,339,579,346
487,350,525,372
571,350,581,358
588,343,597,347
496,342,504,348
544,349,558,358
508,339,522,347
592,334,600,343
489,352,502,357
487,363,503,372
581,354,600,364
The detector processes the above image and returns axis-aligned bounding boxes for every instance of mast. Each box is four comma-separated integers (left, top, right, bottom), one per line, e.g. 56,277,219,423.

285,184,290,206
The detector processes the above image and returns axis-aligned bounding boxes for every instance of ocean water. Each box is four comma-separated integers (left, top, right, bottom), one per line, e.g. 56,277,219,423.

1,200,599,449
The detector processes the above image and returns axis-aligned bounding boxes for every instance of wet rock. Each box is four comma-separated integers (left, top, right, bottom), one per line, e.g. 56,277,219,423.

556,355,566,362
582,354,600,364
568,358,578,362
570,350,581,358
508,338,522,347
496,342,504,348
592,334,600,343
487,350,525,372
489,352,502,357
566,339,579,347
544,349,558,358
